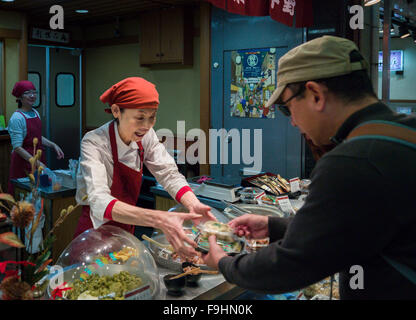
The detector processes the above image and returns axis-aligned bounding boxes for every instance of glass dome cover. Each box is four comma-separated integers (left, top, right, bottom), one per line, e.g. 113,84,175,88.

48,225,159,300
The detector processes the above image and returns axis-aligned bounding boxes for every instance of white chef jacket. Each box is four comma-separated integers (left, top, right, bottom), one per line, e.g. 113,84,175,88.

75,121,191,229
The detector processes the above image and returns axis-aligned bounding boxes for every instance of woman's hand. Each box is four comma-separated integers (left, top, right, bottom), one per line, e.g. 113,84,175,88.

53,144,64,159
228,214,269,240
158,211,202,259
180,191,217,225
188,201,216,225
201,235,227,269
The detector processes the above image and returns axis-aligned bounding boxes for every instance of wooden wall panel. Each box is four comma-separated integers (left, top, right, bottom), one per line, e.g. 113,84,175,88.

0,135,12,192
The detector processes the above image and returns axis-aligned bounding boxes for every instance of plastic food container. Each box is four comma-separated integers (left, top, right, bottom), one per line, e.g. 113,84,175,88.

196,221,244,255
195,235,244,255
239,187,265,204
300,179,311,191
245,238,270,253
198,221,236,242
257,195,276,206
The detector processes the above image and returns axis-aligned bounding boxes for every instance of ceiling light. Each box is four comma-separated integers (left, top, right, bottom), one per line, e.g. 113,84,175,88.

75,9,89,14
364,0,381,6
399,25,411,38
1,0,15,2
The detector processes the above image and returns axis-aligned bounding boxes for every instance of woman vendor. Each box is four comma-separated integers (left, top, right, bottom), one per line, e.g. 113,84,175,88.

7,80,65,195
74,77,214,258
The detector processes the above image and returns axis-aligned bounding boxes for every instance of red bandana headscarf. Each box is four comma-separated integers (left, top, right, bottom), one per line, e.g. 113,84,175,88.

12,81,36,98
100,77,159,113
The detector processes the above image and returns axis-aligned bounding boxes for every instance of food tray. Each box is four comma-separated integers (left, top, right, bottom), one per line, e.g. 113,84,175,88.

47,264,156,300
223,203,285,220
242,172,299,198
146,234,213,272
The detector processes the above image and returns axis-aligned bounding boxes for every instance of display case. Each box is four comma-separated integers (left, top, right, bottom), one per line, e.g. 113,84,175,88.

48,225,160,300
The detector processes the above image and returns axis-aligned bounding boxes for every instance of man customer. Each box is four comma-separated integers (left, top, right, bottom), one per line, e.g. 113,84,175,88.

202,36,416,299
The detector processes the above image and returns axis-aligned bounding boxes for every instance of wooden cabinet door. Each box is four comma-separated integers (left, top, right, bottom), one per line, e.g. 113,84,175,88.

160,7,184,63
139,10,161,65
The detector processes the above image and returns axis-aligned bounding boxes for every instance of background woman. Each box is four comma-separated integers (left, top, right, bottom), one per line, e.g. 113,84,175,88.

7,80,64,195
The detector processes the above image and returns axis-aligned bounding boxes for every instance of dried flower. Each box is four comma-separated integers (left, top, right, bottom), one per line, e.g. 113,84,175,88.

36,150,42,159
29,157,35,174
22,289,34,300
29,174,35,184
10,201,35,228
60,209,67,218
0,276,33,300
33,137,38,146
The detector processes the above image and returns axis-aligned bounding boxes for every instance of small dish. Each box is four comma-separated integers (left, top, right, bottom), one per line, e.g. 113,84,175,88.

181,262,201,287
163,274,186,296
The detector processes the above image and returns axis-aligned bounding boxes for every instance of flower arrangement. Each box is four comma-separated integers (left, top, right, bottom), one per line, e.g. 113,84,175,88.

0,137,86,300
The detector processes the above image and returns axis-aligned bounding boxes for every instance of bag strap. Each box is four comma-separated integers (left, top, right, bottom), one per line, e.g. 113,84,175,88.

346,120,416,285
381,255,416,285
346,120,416,149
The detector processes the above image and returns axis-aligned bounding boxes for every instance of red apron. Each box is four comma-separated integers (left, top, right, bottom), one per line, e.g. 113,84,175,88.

8,110,46,195
73,121,144,238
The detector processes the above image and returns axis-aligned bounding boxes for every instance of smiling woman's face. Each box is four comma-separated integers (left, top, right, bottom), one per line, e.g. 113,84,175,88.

112,105,157,144
20,91,37,108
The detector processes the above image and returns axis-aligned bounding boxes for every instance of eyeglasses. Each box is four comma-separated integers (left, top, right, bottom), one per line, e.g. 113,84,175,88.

277,85,305,117
22,91,38,97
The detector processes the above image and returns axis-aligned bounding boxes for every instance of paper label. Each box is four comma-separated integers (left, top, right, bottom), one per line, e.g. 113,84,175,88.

289,178,301,193
277,195,295,215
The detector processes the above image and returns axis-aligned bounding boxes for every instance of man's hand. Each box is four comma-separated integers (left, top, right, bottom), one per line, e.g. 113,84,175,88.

228,214,269,240
201,235,227,269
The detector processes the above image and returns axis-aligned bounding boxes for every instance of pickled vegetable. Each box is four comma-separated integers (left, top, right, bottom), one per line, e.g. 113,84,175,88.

66,271,142,300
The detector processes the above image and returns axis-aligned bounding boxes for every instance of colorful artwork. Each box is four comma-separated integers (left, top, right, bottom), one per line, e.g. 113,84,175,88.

378,50,404,72
230,48,277,118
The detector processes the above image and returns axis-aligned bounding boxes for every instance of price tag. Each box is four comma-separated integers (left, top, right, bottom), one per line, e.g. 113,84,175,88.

289,177,301,193
277,195,295,215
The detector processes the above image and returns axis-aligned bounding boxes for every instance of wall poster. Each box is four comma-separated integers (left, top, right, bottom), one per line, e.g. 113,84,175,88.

230,48,277,118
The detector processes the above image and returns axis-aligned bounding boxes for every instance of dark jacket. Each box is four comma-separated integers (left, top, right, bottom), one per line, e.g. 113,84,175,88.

219,103,416,299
